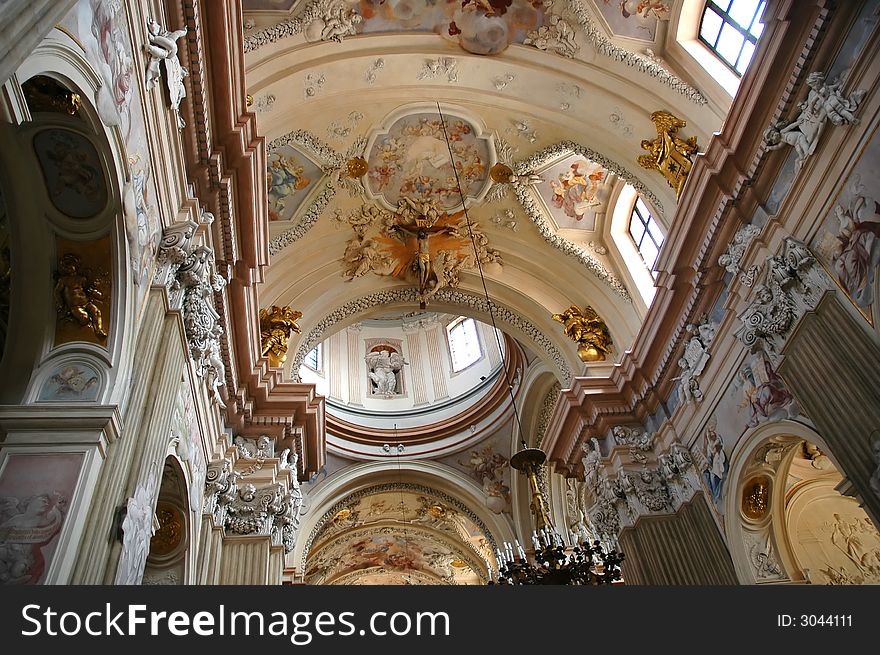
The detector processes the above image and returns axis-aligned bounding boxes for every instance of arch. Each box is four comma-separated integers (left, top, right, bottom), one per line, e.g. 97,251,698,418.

142,455,192,585
2,36,138,409
293,459,516,576
723,419,878,585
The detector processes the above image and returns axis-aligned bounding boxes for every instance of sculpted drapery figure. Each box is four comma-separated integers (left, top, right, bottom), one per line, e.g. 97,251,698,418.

764,71,865,172
552,304,613,362
365,348,407,395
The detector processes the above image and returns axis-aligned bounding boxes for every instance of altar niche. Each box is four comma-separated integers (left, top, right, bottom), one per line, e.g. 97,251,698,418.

365,343,407,397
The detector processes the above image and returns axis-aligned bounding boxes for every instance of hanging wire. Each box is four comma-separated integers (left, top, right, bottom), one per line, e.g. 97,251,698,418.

392,424,411,564
436,102,528,450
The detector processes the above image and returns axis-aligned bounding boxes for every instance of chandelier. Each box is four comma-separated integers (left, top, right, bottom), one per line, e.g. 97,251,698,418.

489,448,625,585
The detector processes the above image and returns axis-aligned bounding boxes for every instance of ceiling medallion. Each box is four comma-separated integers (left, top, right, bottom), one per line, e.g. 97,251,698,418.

489,162,514,183
346,156,368,178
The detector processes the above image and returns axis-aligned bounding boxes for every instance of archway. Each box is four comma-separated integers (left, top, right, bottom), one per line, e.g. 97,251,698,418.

725,420,880,584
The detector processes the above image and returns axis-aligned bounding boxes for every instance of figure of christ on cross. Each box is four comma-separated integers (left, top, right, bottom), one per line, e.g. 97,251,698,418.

387,199,462,309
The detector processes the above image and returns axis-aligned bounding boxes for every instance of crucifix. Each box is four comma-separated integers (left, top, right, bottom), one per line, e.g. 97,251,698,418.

389,198,459,309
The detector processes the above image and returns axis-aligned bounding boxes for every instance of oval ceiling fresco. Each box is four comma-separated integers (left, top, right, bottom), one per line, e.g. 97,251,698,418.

365,109,494,212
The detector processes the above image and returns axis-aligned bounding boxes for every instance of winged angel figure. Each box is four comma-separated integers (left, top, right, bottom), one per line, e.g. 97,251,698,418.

145,18,188,129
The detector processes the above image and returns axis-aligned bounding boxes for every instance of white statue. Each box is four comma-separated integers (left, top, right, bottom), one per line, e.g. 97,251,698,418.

144,18,189,129
365,349,407,395
764,71,865,172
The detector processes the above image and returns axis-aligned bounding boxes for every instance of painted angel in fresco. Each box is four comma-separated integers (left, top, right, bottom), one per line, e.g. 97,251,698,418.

550,160,606,221
267,155,311,221
829,177,880,308
0,491,67,584
737,357,797,428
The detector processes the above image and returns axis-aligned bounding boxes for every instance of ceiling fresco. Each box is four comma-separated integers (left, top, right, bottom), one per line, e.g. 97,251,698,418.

533,153,612,230
590,0,671,42
365,110,493,212
305,489,491,584
267,144,325,221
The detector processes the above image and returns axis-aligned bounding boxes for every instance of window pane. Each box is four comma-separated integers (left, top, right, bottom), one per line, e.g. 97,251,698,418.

305,345,321,370
700,9,724,45
750,3,766,37
629,216,645,244
715,23,745,65
647,221,664,246
448,318,482,371
736,40,756,74
727,0,760,29
640,239,659,270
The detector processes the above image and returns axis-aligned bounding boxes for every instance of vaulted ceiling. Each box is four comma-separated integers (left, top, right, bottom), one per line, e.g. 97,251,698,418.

242,0,729,383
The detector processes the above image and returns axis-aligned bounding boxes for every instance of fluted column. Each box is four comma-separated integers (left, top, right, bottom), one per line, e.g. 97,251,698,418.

328,329,344,401
403,325,428,405
219,538,270,584
196,519,223,584
346,323,363,406
425,324,448,401
777,294,880,527
480,321,502,369
618,494,738,585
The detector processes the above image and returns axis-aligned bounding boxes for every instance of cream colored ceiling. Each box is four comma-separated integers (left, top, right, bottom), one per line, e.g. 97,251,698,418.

305,489,490,584
242,0,724,381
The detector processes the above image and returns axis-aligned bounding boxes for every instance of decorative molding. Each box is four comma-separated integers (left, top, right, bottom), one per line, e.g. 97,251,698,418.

523,13,579,58
513,183,630,299
737,237,832,360
364,58,385,85
155,222,229,406
516,140,664,217
743,530,786,581
243,0,336,52
302,0,362,44
203,458,236,526
563,0,707,105
417,57,458,83
224,481,302,553
252,93,276,113
535,382,562,449
289,287,573,385
491,73,516,91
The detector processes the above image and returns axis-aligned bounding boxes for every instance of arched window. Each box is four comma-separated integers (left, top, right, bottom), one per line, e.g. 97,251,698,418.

305,344,322,371
446,317,482,372
628,198,664,276
699,0,765,77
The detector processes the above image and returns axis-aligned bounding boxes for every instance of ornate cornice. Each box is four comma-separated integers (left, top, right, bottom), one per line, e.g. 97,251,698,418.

562,0,707,104
289,286,573,385
542,1,835,473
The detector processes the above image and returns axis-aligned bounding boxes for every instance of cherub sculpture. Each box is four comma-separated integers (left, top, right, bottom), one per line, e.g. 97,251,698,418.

54,253,108,340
